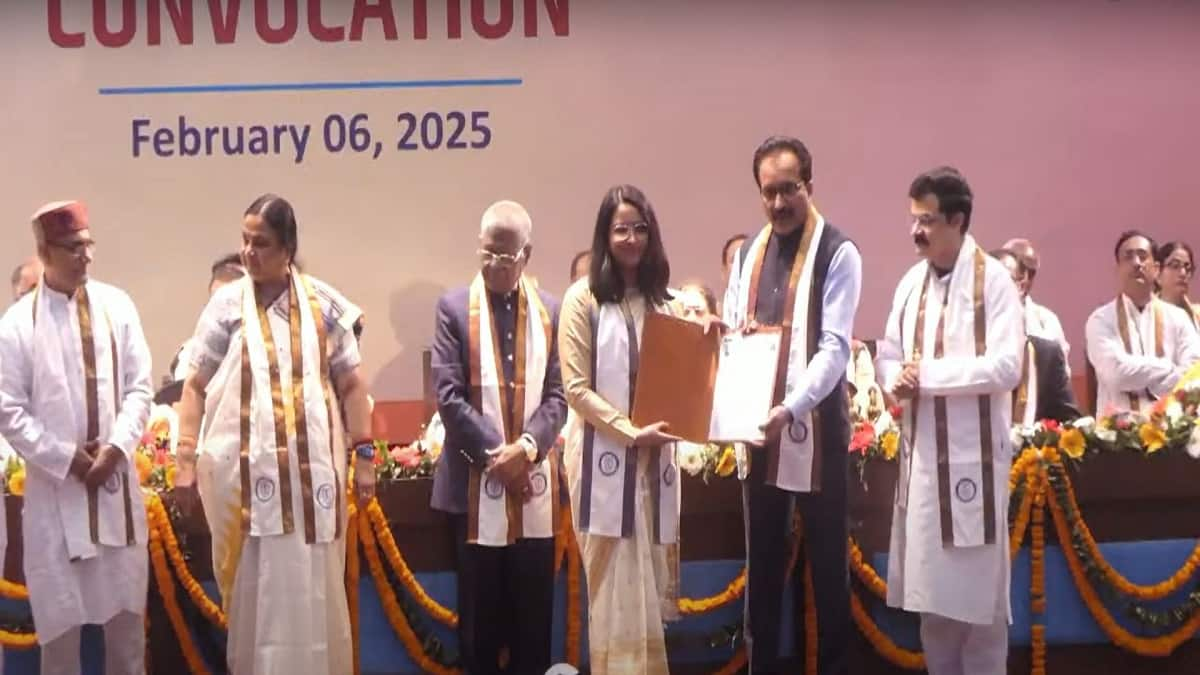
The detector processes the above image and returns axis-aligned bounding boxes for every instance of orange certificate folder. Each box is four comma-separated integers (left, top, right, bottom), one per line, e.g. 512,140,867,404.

630,313,720,443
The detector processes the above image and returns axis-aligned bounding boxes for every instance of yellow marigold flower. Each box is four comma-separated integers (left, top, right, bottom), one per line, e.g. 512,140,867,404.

715,445,737,477
135,452,154,485
1059,428,1086,459
166,465,177,489
881,431,900,460
1139,423,1167,453
8,469,25,496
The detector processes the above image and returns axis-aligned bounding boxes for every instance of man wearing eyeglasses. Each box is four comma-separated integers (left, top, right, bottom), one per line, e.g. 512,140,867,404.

723,136,862,674
0,200,152,675
1085,230,1200,414
430,200,566,675
1002,238,1071,371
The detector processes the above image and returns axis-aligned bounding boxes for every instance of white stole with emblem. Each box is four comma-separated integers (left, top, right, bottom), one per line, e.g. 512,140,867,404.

30,281,145,561
897,236,1008,548
577,296,680,543
467,275,558,547
726,214,825,492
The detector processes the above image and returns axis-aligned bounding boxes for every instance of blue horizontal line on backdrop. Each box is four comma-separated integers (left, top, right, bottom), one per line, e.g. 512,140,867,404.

97,77,523,95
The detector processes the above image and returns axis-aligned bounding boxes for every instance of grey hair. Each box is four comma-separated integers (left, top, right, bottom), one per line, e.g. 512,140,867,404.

479,200,532,246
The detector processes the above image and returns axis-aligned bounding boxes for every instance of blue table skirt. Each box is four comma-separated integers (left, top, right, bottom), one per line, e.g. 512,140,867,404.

2,539,1196,673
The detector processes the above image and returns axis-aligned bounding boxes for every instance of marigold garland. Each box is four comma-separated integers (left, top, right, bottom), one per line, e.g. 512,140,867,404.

678,568,746,615
1043,454,1200,656
849,590,925,670
848,537,887,600
365,499,458,628
1030,471,1047,675
0,578,29,601
357,501,462,675
146,494,227,629
148,523,211,675
0,629,37,650
346,505,362,675
564,514,583,666
1051,454,1200,601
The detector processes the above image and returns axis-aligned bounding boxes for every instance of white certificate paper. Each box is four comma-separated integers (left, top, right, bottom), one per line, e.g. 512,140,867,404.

708,331,780,444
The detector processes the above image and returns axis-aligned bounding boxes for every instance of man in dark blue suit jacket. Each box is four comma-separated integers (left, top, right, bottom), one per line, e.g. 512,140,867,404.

430,201,566,675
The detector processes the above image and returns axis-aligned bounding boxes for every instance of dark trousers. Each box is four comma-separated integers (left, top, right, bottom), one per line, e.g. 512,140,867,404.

451,515,556,675
742,443,850,675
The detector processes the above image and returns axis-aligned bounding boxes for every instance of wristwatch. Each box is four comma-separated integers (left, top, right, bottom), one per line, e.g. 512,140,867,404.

352,440,376,461
518,434,538,462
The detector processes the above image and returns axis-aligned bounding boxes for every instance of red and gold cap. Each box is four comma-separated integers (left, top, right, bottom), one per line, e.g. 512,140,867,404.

31,200,88,240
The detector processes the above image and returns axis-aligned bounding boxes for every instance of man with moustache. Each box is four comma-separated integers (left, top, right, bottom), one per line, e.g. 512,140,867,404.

723,136,862,674
876,168,1023,675
1085,231,1200,414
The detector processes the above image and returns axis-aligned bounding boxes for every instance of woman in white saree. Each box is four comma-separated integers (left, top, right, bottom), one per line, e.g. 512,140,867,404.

172,194,376,675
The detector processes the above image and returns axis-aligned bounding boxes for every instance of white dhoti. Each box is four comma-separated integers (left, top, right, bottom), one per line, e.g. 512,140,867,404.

224,535,350,674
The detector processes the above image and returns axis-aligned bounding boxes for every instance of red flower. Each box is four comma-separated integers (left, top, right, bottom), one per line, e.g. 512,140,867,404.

888,405,903,419
153,446,169,467
849,422,876,454
1042,419,1061,433
1115,417,1131,431
1150,397,1168,417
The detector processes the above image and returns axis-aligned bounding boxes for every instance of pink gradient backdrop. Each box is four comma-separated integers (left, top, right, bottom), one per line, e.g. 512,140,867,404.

2,1,1197,397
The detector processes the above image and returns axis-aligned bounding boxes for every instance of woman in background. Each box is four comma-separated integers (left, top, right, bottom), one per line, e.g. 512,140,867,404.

1156,241,1199,332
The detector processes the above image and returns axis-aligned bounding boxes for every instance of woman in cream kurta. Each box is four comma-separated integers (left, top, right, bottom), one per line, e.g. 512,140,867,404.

559,184,684,675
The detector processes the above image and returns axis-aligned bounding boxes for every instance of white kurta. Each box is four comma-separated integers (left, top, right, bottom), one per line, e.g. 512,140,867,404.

1085,296,1200,415
1024,297,1069,367
0,281,152,645
876,238,1023,625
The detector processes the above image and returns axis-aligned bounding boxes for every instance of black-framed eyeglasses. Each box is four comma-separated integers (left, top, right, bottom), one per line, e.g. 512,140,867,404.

760,181,804,201
611,222,650,241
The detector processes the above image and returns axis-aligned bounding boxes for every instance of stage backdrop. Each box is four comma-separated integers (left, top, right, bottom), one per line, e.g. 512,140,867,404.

2,0,1199,400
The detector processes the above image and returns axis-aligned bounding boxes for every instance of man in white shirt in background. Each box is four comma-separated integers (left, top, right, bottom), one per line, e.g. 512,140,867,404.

1003,238,1070,369
1085,230,1200,414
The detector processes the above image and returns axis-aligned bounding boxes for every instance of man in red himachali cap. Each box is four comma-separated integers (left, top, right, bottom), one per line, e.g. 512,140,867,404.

0,199,153,675
30,200,95,295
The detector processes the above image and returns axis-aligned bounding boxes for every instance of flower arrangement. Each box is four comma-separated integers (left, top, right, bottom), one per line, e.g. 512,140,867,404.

848,404,902,480
135,404,180,491
372,414,444,481
677,442,738,482
1011,385,1200,460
